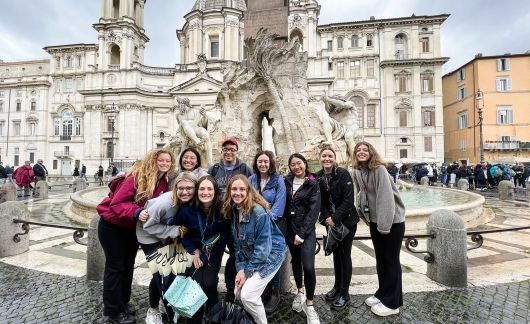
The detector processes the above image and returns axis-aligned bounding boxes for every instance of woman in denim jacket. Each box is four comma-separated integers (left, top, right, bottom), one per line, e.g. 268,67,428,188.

248,150,287,313
222,175,286,324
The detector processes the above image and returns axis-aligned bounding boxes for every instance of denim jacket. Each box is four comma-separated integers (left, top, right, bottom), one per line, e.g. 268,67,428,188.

232,204,286,279
248,173,286,222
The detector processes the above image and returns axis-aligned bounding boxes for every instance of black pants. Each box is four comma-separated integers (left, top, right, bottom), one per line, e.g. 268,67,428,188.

224,240,236,302
332,224,357,296
98,218,139,317
370,222,405,310
288,233,317,300
140,242,163,309
188,252,224,323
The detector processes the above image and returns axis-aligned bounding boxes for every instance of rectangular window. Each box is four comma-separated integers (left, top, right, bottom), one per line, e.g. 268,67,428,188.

76,79,83,91
107,117,116,132
420,37,430,52
53,160,58,170
399,111,407,127
424,136,433,152
496,78,512,92
423,110,435,126
16,101,21,112
76,55,82,67
54,118,60,136
399,149,408,159
0,121,4,136
29,122,36,136
497,107,513,124
0,101,3,112
337,37,343,49
328,62,333,71
350,60,360,77
31,101,36,111
13,121,21,136
55,57,61,70
75,117,81,136
65,78,73,93
460,139,467,151
457,87,466,100
367,104,376,128
29,152,35,163
0,91,5,97
457,69,465,81
327,40,333,51
366,59,374,77
397,75,408,92
366,34,373,47
336,61,344,78
351,35,359,48
357,106,364,128
55,79,62,93
422,74,434,93
14,155,19,166
64,146,70,155
210,36,219,58
497,58,510,71
458,113,468,129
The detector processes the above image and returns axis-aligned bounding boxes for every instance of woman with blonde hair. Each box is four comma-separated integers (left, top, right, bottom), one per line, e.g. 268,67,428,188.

351,141,405,317
97,148,176,324
222,175,286,324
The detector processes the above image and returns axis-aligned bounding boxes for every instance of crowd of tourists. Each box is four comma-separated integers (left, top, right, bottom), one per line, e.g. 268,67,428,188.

96,138,405,324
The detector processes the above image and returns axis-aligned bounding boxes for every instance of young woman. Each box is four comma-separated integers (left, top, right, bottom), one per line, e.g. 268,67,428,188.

284,153,321,324
178,175,230,323
135,171,197,324
98,165,104,186
178,147,208,178
351,141,406,317
248,151,286,313
96,149,175,324
317,147,359,309
222,175,286,324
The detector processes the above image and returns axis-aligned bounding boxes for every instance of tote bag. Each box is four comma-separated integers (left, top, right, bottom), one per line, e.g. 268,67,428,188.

164,275,208,319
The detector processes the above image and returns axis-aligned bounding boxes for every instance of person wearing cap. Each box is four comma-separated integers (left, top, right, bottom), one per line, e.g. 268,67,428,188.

208,137,252,302
33,159,48,196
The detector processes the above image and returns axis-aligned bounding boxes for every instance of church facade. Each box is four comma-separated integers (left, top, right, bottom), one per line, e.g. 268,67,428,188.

0,0,448,175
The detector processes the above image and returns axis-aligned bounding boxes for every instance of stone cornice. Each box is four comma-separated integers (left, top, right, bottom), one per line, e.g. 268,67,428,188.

93,20,149,43
0,81,51,89
379,57,449,68
43,44,98,54
79,88,172,97
317,14,450,32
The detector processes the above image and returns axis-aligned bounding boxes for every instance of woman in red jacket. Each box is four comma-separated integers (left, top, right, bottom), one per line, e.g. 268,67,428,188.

96,149,176,324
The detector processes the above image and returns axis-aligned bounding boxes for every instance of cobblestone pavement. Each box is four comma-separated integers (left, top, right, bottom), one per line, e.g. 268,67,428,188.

0,262,529,324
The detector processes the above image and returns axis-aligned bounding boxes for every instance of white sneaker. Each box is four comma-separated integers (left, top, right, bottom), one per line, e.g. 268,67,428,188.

371,302,399,317
365,295,381,307
292,292,305,313
145,308,163,324
302,302,320,324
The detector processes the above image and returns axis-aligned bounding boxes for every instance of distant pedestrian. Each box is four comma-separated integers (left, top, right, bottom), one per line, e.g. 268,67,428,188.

97,166,104,186
80,164,88,181
13,161,35,197
0,162,7,185
73,166,80,177
33,159,48,195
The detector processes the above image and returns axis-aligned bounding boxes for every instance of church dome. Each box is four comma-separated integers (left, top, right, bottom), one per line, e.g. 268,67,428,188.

192,0,247,12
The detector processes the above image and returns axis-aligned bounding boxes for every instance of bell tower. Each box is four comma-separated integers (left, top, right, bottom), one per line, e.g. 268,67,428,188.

93,0,149,70
245,0,289,41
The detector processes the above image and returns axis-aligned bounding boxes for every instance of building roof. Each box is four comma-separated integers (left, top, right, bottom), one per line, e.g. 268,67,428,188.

443,51,530,78
191,0,246,12
317,14,450,31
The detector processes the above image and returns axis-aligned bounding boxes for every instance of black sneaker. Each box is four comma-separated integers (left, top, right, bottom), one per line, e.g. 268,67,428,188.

106,312,136,324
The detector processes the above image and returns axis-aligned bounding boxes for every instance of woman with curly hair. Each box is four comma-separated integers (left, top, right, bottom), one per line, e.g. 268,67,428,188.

351,141,405,317
97,149,176,324
222,175,286,324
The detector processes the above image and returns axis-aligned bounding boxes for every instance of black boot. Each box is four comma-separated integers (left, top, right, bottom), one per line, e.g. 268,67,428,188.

324,287,339,302
106,312,136,324
265,289,281,314
332,292,350,309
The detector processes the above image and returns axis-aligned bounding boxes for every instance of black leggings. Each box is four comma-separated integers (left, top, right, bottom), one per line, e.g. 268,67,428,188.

332,224,357,296
140,242,163,309
288,233,317,300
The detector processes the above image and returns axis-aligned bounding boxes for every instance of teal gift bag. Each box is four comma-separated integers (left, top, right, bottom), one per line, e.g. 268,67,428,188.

164,275,208,320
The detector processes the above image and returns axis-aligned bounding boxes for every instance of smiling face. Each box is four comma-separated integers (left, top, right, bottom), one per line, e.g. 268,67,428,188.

319,149,336,171
289,157,306,179
221,144,238,165
230,179,248,206
157,153,172,173
197,179,215,206
176,179,195,203
181,151,198,171
355,144,371,163
257,154,270,176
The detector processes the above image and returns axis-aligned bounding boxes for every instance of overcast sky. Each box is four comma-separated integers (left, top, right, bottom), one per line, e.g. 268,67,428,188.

1,0,529,73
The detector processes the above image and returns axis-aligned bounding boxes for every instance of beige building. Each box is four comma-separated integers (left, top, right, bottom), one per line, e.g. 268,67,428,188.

443,52,530,165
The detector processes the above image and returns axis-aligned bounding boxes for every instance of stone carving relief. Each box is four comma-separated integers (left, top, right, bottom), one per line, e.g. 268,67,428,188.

107,31,122,44
226,17,240,27
289,14,307,30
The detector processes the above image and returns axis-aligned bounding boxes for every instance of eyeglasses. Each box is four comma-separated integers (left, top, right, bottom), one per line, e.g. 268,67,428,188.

176,186,195,192
222,148,237,153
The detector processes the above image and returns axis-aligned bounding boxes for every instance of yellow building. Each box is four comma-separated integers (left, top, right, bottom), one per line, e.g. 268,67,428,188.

443,52,530,165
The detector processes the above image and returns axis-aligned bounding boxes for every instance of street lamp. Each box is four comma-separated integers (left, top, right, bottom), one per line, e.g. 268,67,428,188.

475,89,484,162
105,104,118,163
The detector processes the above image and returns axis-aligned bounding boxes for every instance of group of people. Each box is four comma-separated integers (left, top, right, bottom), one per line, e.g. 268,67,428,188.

96,138,406,324
440,162,530,190
0,159,48,196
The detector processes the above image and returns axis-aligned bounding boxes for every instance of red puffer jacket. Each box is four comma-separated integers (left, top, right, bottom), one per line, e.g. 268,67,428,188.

13,165,35,187
96,175,169,229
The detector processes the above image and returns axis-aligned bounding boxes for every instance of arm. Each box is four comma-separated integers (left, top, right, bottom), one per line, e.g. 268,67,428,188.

300,183,321,240
109,176,142,228
331,170,356,224
142,193,182,240
269,177,286,221
374,166,396,234
239,211,272,279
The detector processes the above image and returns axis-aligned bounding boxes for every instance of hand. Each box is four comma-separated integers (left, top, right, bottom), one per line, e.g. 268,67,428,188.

235,270,246,290
325,217,335,227
294,237,302,246
139,210,149,222
193,250,203,269
179,226,188,238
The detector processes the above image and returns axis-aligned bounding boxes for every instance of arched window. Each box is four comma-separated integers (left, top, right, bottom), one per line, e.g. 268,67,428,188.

350,96,364,128
337,36,344,49
16,100,21,112
394,34,407,59
351,35,359,48
110,45,121,65
31,100,36,111
62,109,73,136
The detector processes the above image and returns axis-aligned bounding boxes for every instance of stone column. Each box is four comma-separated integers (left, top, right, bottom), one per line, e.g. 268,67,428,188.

426,209,467,287
73,178,87,193
35,180,49,199
457,178,469,191
87,215,105,281
498,180,515,200
0,202,30,257
0,182,17,203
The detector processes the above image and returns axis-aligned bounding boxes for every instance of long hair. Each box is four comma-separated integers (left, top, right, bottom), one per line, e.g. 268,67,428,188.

194,175,220,222
288,153,310,177
131,149,177,202
222,175,270,219
171,171,198,206
252,150,277,175
179,147,202,170
351,141,387,170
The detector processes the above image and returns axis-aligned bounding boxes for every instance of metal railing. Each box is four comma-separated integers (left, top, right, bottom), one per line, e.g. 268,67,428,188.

514,187,529,202
12,219,87,245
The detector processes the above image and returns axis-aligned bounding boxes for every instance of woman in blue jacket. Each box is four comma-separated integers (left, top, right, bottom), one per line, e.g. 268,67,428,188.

222,175,286,324
248,150,286,313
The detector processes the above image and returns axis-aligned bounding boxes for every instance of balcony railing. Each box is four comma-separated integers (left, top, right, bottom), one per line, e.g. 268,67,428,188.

54,151,73,158
483,141,530,150
394,52,411,60
108,64,120,70
60,135,71,141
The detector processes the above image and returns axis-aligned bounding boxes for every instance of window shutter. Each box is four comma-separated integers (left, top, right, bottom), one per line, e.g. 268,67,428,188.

496,79,501,92
506,59,511,71
496,111,501,124
508,110,513,124
497,59,502,71
507,79,512,91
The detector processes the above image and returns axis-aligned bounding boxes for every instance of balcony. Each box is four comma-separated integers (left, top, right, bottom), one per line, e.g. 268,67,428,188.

484,141,530,151
60,135,71,141
108,64,120,70
54,151,74,159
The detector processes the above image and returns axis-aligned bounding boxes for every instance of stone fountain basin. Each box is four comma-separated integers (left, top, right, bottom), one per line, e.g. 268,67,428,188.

70,186,110,225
